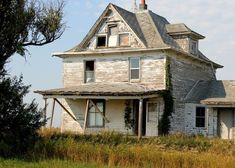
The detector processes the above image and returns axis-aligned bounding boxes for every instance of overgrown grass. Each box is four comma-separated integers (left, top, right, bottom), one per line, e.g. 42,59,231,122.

0,158,108,168
2,129,235,168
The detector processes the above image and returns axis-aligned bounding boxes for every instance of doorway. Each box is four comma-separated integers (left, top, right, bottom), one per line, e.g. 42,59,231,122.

218,108,235,140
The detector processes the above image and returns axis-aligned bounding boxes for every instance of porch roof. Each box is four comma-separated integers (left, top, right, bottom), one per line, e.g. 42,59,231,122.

201,98,235,105
35,83,163,99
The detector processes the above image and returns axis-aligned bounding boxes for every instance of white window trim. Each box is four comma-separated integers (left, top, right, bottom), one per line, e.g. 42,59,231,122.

129,57,140,81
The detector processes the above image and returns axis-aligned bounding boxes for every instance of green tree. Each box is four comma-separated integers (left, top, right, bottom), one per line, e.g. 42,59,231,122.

0,0,65,156
0,0,65,74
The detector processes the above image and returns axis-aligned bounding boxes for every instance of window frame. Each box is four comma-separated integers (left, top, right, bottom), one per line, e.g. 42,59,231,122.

119,32,130,47
87,100,105,128
129,57,140,80
96,34,107,48
195,106,206,128
84,60,95,83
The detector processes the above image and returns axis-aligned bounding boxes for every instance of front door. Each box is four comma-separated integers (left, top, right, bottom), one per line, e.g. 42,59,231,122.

146,102,159,136
219,109,234,140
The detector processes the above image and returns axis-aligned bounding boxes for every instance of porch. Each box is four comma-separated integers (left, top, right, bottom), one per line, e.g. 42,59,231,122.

35,83,164,138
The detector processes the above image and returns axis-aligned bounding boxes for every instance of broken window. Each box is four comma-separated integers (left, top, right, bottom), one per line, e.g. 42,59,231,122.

88,100,105,127
130,57,140,80
195,107,205,127
108,25,118,47
97,36,106,47
190,41,197,55
119,33,129,46
85,61,95,83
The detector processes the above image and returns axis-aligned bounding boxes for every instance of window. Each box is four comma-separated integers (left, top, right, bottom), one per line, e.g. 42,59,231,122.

130,58,140,80
85,61,94,83
108,25,118,47
88,100,105,127
190,41,197,55
119,33,129,46
97,36,106,47
196,107,205,127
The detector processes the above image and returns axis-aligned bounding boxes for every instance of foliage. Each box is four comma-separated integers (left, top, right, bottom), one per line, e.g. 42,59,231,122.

124,100,133,130
0,0,65,72
0,75,45,156
0,158,107,168
0,0,65,157
158,57,173,135
22,130,235,168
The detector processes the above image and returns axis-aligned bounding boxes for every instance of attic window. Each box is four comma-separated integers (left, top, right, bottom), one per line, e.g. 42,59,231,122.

97,36,106,47
108,25,118,47
119,33,129,46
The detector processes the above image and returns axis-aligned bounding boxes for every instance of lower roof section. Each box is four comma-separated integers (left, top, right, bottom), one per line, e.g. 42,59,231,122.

35,83,163,99
185,80,235,106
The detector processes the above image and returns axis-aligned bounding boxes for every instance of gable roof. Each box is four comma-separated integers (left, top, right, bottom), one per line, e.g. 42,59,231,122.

185,80,235,105
62,3,222,68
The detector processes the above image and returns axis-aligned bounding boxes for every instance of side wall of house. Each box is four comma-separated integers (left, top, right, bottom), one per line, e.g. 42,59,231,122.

184,103,218,137
169,53,215,133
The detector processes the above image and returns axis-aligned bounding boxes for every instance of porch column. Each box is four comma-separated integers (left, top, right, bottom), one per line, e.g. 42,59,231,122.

50,98,56,128
43,98,48,127
138,99,144,139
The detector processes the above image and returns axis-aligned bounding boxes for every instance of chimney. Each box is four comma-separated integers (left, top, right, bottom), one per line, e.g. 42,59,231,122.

139,0,147,10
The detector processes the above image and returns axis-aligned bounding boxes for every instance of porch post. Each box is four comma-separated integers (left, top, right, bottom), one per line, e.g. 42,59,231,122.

138,99,143,139
50,98,56,128
43,98,48,127
83,99,90,133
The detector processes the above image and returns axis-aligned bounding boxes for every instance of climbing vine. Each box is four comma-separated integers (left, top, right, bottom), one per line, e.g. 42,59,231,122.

158,57,174,135
124,100,133,130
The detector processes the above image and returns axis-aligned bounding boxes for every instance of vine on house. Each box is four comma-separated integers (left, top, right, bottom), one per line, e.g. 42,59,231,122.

158,57,174,135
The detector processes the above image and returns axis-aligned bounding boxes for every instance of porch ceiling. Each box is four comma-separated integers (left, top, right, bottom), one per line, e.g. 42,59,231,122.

35,83,163,99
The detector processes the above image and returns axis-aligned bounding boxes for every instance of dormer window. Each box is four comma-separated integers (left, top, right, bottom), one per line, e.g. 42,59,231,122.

108,25,118,47
119,33,130,46
190,41,198,55
97,35,106,48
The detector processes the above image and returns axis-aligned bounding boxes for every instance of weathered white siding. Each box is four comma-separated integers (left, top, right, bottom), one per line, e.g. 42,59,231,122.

63,52,166,89
169,53,215,133
61,99,130,134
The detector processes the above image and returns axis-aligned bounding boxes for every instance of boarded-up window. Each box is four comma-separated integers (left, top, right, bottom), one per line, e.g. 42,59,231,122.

88,100,105,127
97,36,106,47
130,58,140,80
108,26,118,47
196,107,205,127
119,33,129,46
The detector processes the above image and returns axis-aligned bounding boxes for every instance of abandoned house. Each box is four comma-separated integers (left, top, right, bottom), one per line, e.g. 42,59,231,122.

36,0,235,139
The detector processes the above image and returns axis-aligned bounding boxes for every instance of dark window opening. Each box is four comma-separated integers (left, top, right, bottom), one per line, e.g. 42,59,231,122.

196,107,205,127
97,36,106,47
85,61,95,83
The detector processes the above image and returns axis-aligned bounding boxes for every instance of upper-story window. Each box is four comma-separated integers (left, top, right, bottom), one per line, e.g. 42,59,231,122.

195,107,205,127
119,33,130,46
130,57,140,80
108,25,118,47
85,61,95,83
97,35,107,48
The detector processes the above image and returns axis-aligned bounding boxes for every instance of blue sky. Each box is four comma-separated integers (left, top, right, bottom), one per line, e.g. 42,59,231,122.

7,0,235,127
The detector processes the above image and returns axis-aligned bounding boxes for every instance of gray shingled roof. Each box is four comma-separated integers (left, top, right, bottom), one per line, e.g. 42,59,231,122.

185,80,235,104
65,3,220,67
35,83,161,97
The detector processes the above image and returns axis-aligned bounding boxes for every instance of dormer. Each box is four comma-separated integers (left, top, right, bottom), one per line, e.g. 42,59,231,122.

166,23,205,55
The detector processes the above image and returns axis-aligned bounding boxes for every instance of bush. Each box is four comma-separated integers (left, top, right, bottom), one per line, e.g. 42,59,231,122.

0,75,45,157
